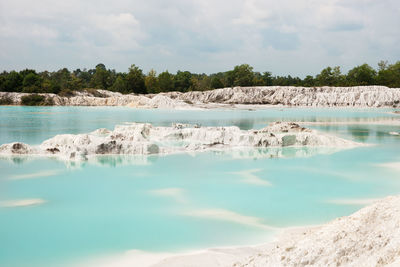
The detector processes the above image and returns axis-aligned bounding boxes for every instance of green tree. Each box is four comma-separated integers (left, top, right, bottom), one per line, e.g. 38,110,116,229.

232,64,255,86
346,64,376,86
303,75,315,87
3,71,23,92
261,72,273,86
316,66,344,86
126,64,146,94
376,61,400,88
52,68,72,90
189,74,211,91
145,69,159,93
210,76,224,89
111,75,128,93
158,71,174,92
90,63,110,89
22,72,41,87
174,71,192,92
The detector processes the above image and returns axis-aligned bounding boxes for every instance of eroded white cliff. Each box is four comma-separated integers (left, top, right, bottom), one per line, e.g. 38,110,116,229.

0,122,360,160
168,86,400,107
1,86,399,108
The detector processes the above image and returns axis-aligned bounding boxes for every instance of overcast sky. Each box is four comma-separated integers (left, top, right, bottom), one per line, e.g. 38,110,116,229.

0,0,399,77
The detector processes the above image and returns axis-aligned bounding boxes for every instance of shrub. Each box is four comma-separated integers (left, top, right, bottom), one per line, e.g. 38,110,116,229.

58,88,76,97
85,88,106,98
21,94,53,106
0,96,13,105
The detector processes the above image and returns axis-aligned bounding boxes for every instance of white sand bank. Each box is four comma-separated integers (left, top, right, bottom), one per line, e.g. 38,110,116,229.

0,198,46,207
77,195,400,267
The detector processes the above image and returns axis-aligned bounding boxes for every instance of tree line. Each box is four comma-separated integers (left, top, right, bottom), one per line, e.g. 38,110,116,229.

0,61,399,95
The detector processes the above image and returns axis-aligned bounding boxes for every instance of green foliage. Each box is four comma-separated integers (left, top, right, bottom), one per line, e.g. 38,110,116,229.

174,71,192,92
261,72,273,86
23,72,41,88
158,71,174,92
85,88,106,97
210,76,224,89
346,64,376,86
0,96,13,105
126,64,146,94
145,69,159,93
1,61,400,97
316,66,344,86
189,74,211,91
90,63,110,89
376,61,400,88
21,94,53,106
231,64,254,86
111,76,128,93
58,88,75,97
3,71,23,92
303,75,315,87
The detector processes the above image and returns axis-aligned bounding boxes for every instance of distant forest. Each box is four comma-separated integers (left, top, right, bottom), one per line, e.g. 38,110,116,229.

1,61,399,96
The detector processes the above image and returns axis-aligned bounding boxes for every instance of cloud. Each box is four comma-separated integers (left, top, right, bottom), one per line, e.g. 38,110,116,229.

0,0,399,76
85,13,145,51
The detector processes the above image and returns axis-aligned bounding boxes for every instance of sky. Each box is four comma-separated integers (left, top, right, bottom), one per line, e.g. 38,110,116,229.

0,0,399,77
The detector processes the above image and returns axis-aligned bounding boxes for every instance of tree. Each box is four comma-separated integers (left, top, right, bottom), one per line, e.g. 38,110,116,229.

90,63,109,89
126,64,146,94
210,76,224,89
145,69,159,93
261,72,273,86
52,68,72,90
232,64,254,86
316,66,344,86
346,64,376,86
3,71,23,92
189,74,211,91
174,71,192,92
23,73,41,87
111,75,128,93
158,71,174,92
303,75,315,87
376,61,400,88
378,60,388,71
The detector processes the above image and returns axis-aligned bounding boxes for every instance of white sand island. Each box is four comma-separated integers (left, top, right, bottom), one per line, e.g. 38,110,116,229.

0,122,361,161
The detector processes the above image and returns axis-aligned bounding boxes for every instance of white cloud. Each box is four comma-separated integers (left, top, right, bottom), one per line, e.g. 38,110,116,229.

87,13,145,50
0,0,399,76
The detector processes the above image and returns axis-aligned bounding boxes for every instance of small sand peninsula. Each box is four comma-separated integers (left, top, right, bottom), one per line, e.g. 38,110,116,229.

0,198,45,207
150,196,400,267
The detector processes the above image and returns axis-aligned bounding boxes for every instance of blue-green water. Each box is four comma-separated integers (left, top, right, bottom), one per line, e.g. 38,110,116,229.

1,106,400,266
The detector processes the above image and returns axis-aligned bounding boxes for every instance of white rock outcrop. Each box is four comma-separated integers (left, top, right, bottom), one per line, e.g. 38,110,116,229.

0,122,360,160
1,86,399,108
167,86,400,107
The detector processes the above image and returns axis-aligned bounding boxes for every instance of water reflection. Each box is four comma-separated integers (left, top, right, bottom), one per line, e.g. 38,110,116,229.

348,126,371,142
1,106,398,145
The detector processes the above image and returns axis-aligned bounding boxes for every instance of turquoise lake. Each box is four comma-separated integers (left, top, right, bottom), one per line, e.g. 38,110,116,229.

1,106,400,266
